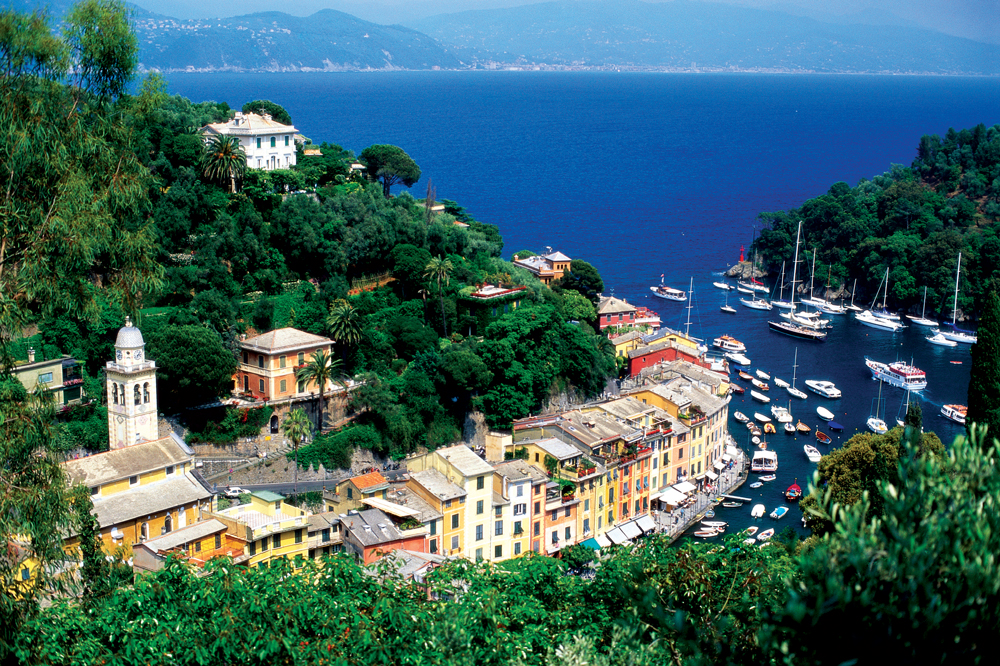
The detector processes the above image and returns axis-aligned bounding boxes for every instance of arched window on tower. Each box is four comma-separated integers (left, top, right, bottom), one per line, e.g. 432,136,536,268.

112,384,118,404
134,385,141,405
143,383,150,403
120,384,125,402
140,522,148,541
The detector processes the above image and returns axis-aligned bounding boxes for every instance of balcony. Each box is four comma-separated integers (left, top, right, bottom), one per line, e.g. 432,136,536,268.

636,446,652,460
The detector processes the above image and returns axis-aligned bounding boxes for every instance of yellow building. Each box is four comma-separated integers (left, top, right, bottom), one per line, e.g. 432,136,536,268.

333,471,389,511
407,468,467,558
209,491,310,568
132,518,248,573
609,330,644,359
10,350,85,406
492,460,548,558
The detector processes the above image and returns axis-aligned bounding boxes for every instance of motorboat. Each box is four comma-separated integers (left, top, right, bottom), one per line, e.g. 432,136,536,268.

750,504,766,518
751,436,761,446
764,423,776,434
816,431,832,445
713,335,746,352
738,370,755,381
864,357,928,391
756,369,770,380
729,384,745,395
768,319,828,341
856,309,905,332
722,501,742,508
743,537,757,545
749,481,763,489
750,450,778,473
713,281,735,291
747,423,761,435
816,301,847,315
816,406,834,420
828,421,844,432
726,351,751,366
771,405,793,423
694,528,721,538
738,278,768,293
740,296,772,310
705,509,715,518
803,445,822,462
770,506,789,520
743,526,759,538
773,377,789,388
940,252,977,343
779,309,831,329
784,422,796,434
941,404,967,425
701,521,728,529
867,379,888,434
907,286,937,327
927,332,958,347
751,378,770,391
750,390,771,403
650,278,687,302
758,474,777,482
796,421,811,434
805,380,841,399
734,411,749,423
785,482,802,501
757,528,775,541
754,412,772,423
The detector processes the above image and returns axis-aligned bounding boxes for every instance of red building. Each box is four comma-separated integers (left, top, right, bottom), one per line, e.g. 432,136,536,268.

627,341,709,377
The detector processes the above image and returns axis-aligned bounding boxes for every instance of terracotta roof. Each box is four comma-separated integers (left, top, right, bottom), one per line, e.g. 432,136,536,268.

201,112,297,135
351,471,388,491
63,437,191,488
240,327,332,353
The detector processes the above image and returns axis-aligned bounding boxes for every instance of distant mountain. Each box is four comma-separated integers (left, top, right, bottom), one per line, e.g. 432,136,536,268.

408,0,1000,74
132,10,463,71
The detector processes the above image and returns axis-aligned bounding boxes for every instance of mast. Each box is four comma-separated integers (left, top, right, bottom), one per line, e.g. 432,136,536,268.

953,252,962,326
790,222,801,312
921,286,927,319
779,262,786,300
684,277,694,337
809,248,816,300
851,278,857,308
791,348,799,388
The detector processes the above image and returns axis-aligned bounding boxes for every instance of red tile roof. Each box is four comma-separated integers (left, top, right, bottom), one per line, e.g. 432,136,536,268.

351,471,388,491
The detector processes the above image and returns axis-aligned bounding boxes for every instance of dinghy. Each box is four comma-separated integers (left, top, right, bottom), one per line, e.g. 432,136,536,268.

770,506,789,519
750,504,766,518
803,445,822,462
757,528,775,541
816,406,834,420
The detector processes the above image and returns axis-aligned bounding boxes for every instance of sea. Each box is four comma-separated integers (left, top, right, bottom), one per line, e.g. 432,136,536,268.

163,71,1000,536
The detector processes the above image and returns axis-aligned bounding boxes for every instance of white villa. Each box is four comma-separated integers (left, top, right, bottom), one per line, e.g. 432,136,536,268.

200,111,298,171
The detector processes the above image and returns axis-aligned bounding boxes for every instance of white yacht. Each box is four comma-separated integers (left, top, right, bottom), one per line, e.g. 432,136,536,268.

712,335,746,353
907,287,937,327
804,380,842,399
725,351,751,366
855,309,905,332
713,281,735,291
740,296,772,311
770,405,793,423
926,332,958,347
864,357,928,391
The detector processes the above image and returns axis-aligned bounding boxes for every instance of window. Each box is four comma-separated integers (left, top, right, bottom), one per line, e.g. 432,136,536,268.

551,531,559,544
285,135,290,146
273,532,281,548
495,544,503,558
129,475,138,486
564,507,571,518
257,138,261,149
215,534,222,549
477,476,485,490
21,568,30,581
90,486,98,496
444,499,452,509
322,528,330,542
607,509,614,524
533,541,540,553
533,522,540,536
551,510,558,521
534,501,540,515
295,529,303,544
259,379,265,393
475,525,483,541
565,526,571,540
495,506,502,517
280,379,287,393
243,351,249,364
584,499,590,512
297,380,305,393
194,541,201,553
429,520,436,535
635,500,640,514
430,539,438,554
516,485,524,497
257,355,264,368
140,522,148,541
475,548,483,561
38,372,53,384
598,516,602,530
514,542,522,555
459,497,465,504
112,383,118,404
250,541,256,556
279,355,286,368
679,448,684,460
451,514,459,529
165,465,174,475
143,382,150,403
476,500,484,515
535,453,539,462
514,520,523,534
270,137,276,148
347,487,353,499
583,518,590,534
298,352,305,365
450,535,459,550
495,520,503,536
514,503,526,516
134,385,141,405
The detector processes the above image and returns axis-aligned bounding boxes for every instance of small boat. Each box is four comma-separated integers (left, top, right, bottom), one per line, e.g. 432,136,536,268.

701,521,728,529
784,422,796,434
816,431,831,445
757,528,775,541
828,421,844,432
744,526,759,537
764,423,776,434
941,404,967,425
785,481,802,501
796,421,811,434
751,378,770,391
755,369,770,380
694,529,720,538
750,504,765,518
771,405,793,423
729,384,745,395
722,501,742,508
751,436,761,445
650,278,687,302
864,356,928,391
740,296,773,310
713,281,735,291
754,412,772,423
747,424,761,436
734,411,749,423
750,390,771,403
927,332,958,347
713,335,746,352
950,361,963,365
803,445,822,462
804,380,841,399
770,506,789,520
704,509,715,518
743,537,757,545
816,406,834,421
758,475,776,483
749,482,763,489
751,451,778,473
721,303,737,314
738,370,754,381
726,351,751,366
867,417,888,435
773,377,789,388
736,283,755,295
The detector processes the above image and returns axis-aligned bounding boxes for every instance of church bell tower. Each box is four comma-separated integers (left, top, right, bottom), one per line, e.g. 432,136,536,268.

106,317,159,449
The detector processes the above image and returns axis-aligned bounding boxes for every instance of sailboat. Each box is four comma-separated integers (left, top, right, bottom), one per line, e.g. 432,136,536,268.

856,267,905,332
867,379,888,435
815,266,847,314
896,389,922,428
770,262,794,310
907,286,937,327
845,278,864,312
935,252,978,344
721,287,736,314
870,267,901,321
799,248,826,308
787,348,808,400
770,221,829,340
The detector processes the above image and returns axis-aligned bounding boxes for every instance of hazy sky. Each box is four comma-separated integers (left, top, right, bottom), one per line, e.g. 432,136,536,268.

132,0,998,44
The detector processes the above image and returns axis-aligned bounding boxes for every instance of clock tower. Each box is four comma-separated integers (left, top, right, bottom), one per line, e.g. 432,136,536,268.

106,317,159,449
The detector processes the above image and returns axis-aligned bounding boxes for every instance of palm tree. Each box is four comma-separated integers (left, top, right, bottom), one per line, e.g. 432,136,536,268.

201,134,247,193
424,255,454,337
326,300,362,363
295,349,344,431
282,408,312,494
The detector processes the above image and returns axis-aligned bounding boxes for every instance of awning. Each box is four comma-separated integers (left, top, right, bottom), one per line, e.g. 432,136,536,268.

658,488,688,505
605,527,628,544
713,460,726,470
705,470,719,480
673,481,696,494
620,521,642,540
721,454,733,462
636,514,657,534
580,537,602,551
595,534,612,548
726,445,740,457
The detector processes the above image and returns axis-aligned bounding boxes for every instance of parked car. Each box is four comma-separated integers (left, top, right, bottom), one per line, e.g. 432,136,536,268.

224,486,245,498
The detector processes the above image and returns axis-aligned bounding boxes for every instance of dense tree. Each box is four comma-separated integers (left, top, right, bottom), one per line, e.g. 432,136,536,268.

241,99,291,125
326,300,362,362
145,324,237,409
295,349,344,430
200,134,246,193
966,288,1000,446
555,260,605,304
360,144,422,197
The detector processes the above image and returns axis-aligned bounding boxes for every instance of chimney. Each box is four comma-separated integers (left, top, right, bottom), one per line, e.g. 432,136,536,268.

27,347,35,363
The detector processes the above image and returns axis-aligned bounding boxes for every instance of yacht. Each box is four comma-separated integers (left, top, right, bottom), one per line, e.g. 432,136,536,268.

738,279,768,294
803,445,822,462
771,405,793,423
740,296,772,310
804,380,842,399
650,281,687,302
770,262,794,310
779,309,831,330
787,347,808,400
940,253,977,343
864,357,928,391
713,281,735,291
941,404,967,425
712,335,746,353
907,286,937,327
725,351,751,366
869,267,901,321
927,332,958,347
768,320,828,341
856,309,905,332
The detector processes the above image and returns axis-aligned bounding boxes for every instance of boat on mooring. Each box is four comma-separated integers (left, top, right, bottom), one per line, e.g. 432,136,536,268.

803,445,822,462
650,277,687,302
734,411,749,423
713,280,735,291
941,404,967,425
713,335,746,352
864,357,928,391
805,380,841,399
785,481,802,501
726,351,751,366
816,431,832,445
757,528,775,541
751,450,778,473
751,504,766,518
770,506,789,520
750,390,771,403
927,332,958,347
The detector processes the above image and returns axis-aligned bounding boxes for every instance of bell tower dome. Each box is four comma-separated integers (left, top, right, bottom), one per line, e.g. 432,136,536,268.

106,316,159,449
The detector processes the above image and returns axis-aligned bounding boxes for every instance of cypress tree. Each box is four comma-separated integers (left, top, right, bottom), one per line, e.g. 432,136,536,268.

966,288,1000,447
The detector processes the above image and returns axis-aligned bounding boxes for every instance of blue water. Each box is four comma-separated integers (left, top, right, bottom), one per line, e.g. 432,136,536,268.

162,71,998,535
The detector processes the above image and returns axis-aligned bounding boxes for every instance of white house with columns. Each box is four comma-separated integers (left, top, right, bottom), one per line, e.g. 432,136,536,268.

200,111,298,171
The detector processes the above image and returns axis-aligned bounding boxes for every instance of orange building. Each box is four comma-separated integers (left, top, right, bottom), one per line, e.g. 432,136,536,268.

512,249,571,286
235,328,333,401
